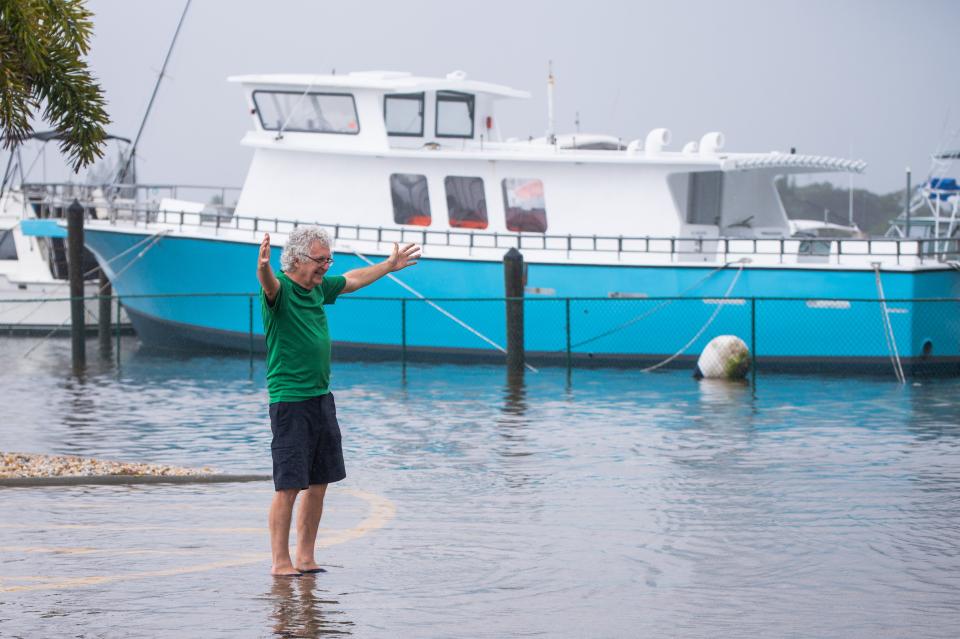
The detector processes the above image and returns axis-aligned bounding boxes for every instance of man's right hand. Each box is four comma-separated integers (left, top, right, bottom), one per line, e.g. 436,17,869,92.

257,233,280,303
259,233,272,267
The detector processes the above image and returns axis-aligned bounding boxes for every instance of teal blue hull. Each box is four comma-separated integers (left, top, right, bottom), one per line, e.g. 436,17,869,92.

84,230,960,372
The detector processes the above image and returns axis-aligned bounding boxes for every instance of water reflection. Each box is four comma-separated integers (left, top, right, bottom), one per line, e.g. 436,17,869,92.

4,339,960,638
268,574,353,637
906,380,960,442
494,370,541,490
501,369,527,417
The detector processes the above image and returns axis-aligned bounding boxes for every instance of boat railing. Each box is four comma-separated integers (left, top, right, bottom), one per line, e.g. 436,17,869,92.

4,292,960,377
20,181,241,212
16,181,960,264
127,207,960,265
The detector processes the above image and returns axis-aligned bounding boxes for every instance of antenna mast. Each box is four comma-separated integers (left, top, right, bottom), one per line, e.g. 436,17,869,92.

546,61,556,145
111,0,192,195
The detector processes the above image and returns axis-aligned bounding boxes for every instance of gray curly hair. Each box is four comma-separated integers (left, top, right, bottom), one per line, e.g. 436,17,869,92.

280,226,332,271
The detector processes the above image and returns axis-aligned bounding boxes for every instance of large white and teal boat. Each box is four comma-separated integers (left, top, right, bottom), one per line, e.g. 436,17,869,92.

29,70,960,372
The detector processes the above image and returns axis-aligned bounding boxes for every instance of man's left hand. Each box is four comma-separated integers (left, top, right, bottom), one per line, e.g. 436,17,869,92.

386,243,421,272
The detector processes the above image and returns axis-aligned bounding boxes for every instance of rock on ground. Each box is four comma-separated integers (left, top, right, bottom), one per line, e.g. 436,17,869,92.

0,451,214,478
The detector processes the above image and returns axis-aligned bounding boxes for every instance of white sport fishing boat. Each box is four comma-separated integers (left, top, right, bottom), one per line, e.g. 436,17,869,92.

23,69,960,373
0,132,133,333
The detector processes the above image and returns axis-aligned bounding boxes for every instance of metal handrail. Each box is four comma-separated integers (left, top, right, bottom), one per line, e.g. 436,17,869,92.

21,181,241,194
136,207,960,263
16,182,960,263
3,293,960,304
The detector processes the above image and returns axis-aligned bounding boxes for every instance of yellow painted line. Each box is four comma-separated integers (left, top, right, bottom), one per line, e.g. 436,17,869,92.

0,488,394,593
0,524,268,534
1,555,268,592
323,488,397,546
21,504,272,513
0,576,62,583
0,546,213,556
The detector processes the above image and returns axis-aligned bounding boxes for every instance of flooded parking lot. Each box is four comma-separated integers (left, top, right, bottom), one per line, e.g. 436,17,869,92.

2,337,960,637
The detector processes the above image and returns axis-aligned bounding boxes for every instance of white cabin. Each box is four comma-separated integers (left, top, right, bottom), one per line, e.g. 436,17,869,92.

228,70,865,254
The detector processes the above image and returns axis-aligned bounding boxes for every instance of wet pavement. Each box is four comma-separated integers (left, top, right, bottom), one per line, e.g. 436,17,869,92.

2,336,960,637
1,483,389,637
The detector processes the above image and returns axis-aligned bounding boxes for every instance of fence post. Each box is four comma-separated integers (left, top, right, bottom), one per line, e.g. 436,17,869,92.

401,299,407,368
68,199,85,369
904,167,912,237
565,298,572,370
503,248,525,373
98,268,112,355
750,297,757,386
115,294,122,367
248,295,254,368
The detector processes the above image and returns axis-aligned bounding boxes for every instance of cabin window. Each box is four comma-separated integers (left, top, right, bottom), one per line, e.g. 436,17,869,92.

252,91,359,135
390,174,431,226
435,91,474,138
384,93,424,136
502,178,547,232
687,171,723,226
444,176,487,229
0,229,17,260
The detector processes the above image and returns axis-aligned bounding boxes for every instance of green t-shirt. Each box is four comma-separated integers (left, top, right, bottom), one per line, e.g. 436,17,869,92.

261,272,347,403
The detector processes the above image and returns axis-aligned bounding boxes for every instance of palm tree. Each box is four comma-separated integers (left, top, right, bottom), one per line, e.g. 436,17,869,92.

0,0,109,172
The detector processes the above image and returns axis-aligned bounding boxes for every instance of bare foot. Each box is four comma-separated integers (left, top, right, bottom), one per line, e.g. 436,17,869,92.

271,562,301,577
295,558,326,573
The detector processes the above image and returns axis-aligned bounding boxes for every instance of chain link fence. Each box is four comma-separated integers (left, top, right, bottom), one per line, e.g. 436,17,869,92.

2,294,959,378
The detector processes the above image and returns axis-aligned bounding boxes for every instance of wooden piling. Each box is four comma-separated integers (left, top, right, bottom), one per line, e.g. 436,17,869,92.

68,199,85,368
503,247,525,373
98,269,112,354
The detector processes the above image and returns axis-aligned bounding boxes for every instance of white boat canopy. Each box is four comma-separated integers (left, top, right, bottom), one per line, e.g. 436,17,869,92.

228,70,530,100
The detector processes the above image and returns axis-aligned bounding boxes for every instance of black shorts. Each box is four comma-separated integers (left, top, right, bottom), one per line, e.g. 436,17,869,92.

269,393,346,491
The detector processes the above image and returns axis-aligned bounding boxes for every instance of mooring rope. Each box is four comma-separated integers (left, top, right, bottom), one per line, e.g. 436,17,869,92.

640,263,745,373
348,246,539,373
102,230,169,285
2,229,168,323
873,264,906,384
571,258,749,350
20,230,169,359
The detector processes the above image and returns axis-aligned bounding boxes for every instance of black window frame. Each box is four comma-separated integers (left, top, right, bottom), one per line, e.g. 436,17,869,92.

389,173,432,226
435,91,475,139
384,92,425,137
251,90,361,136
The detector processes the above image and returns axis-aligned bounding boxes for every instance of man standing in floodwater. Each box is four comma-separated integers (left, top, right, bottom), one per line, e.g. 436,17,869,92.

257,226,420,576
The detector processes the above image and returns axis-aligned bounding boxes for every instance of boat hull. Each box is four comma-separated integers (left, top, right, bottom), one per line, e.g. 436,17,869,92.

83,228,960,374
0,276,132,335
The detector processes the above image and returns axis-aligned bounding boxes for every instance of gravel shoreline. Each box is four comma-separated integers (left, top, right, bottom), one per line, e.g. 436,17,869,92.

1,451,215,479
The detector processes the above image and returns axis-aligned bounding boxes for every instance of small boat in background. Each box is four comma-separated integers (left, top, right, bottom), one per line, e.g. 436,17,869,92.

887,150,960,251
0,132,133,334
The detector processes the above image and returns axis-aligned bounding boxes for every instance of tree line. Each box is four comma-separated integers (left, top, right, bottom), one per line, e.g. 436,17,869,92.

776,177,908,235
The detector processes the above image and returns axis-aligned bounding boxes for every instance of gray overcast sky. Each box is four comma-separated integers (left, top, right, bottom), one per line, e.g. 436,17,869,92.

23,0,960,193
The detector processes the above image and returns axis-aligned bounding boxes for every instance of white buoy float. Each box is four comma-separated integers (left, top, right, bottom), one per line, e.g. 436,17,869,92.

695,335,750,380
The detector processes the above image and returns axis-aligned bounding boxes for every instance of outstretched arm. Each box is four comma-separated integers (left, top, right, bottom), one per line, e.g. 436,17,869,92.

257,233,280,303
342,242,420,294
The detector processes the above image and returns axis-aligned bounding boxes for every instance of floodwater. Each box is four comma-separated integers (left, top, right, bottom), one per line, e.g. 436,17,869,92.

1,337,960,638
